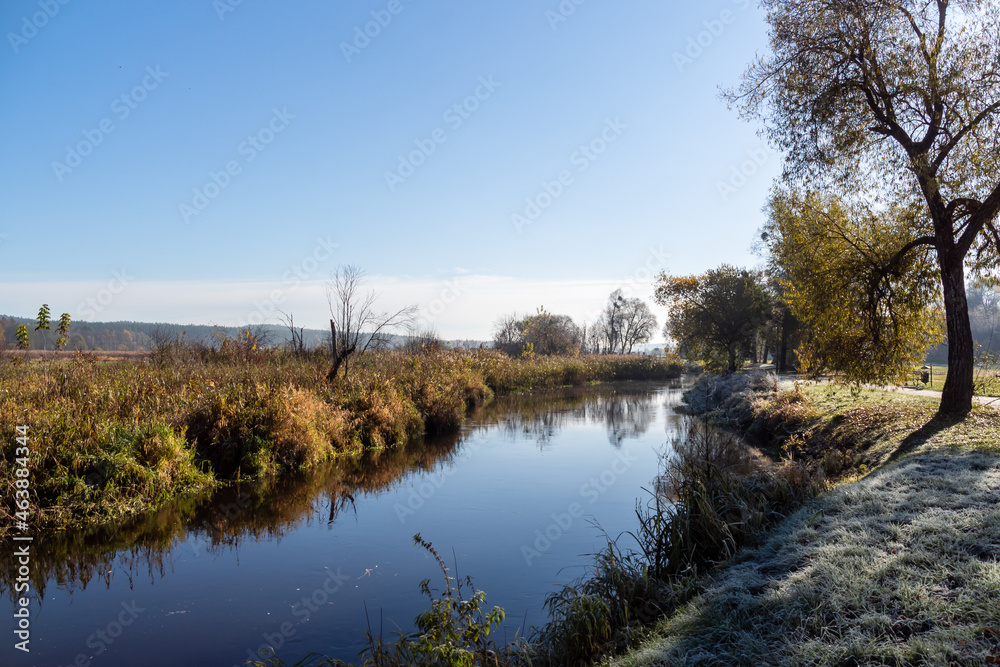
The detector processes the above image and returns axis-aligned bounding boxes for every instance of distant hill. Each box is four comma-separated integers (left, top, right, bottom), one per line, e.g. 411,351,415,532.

0,316,488,353
0,317,316,352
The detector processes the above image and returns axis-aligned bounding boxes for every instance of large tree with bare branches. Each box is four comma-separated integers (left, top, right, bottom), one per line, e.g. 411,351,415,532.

729,0,1000,415
325,266,416,381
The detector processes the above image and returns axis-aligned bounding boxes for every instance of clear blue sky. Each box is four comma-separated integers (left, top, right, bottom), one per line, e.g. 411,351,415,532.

1,0,778,340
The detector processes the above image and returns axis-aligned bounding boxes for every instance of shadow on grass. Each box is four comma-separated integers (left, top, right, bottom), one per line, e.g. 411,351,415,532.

885,414,967,464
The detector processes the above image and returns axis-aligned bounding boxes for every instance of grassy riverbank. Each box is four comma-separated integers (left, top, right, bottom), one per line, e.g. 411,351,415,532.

609,380,1000,666
0,348,683,534
240,377,1000,667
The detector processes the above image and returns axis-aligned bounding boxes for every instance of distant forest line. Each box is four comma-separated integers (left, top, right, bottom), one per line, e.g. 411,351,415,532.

0,316,487,353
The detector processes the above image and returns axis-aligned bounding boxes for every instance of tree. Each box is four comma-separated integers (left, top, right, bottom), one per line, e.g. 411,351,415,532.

15,325,30,351
401,326,443,353
595,292,625,354
728,0,1000,415
654,266,770,372
618,295,657,354
35,304,51,351
277,310,307,356
491,312,523,356
56,312,71,351
762,270,802,374
325,265,416,381
149,325,180,358
763,190,944,381
491,309,580,356
594,290,657,354
520,307,580,356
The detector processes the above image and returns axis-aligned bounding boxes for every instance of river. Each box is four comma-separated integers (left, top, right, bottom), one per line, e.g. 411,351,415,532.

2,381,691,666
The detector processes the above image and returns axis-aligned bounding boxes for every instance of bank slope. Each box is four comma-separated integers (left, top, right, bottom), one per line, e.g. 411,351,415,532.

610,439,1000,666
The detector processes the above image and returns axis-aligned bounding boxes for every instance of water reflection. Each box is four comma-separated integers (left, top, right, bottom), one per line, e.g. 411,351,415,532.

478,381,679,448
0,434,463,603
0,381,681,605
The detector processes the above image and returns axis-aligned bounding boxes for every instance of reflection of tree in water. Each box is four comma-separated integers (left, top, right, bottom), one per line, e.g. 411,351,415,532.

0,383,680,602
589,393,657,448
0,431,463,603
473,383,666,449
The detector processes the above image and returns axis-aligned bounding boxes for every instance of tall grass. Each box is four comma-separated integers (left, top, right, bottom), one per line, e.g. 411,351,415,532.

529,417,823,665
0,348,683,533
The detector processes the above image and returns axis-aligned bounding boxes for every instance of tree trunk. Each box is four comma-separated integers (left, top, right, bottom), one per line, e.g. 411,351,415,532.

778,308,792,374
728,341,737,372
938,258,975,417
326,319,342,382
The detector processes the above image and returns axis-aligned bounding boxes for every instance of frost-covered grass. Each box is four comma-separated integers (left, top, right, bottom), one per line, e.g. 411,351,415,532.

609,386,1000,667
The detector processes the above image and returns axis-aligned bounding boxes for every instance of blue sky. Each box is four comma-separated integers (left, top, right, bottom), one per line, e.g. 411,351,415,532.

1,0,778,340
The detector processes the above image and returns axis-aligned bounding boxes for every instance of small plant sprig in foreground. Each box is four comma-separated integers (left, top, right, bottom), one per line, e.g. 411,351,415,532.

361,534,518,667
253,534,527,667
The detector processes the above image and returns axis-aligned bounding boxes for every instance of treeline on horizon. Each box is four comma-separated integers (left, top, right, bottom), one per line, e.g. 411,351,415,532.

0,316,489,354
8,283,1000,363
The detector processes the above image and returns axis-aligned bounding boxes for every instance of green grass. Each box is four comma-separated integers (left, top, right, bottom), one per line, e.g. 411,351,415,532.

607,380,1000,666
903,364,1000,397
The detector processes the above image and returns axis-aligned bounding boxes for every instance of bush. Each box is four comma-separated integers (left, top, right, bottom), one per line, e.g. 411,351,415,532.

186,380,353,477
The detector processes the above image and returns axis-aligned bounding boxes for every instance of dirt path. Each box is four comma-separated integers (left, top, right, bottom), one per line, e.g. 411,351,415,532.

778,376,1000,408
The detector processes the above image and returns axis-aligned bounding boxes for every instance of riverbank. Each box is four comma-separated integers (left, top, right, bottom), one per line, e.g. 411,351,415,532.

609,379,1000,666
0,348,683,534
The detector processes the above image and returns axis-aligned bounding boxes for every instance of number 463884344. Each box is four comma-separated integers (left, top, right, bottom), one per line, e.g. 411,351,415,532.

15,424,30,467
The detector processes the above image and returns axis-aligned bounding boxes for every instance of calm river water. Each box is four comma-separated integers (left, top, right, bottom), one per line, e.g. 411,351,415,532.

2,381,690,666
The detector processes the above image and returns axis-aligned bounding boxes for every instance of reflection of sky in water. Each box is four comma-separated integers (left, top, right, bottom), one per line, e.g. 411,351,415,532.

1,381,690,667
